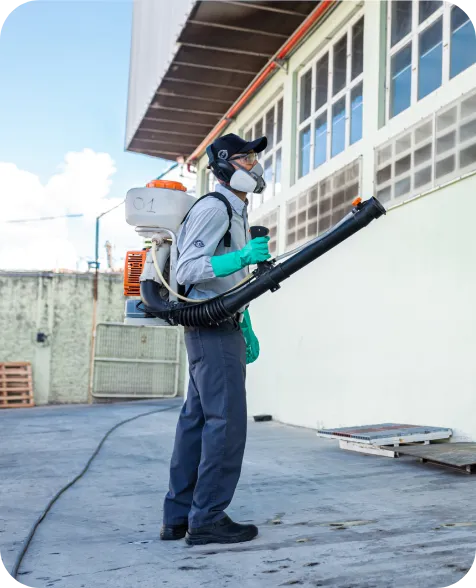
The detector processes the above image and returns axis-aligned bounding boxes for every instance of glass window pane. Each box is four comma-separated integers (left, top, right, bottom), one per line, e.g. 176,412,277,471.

314,112,328,169
300,69,312,122
319,214,332,233
350,82,363,144
245,129,252,142
299,125,311,178
275,148,282,194
419,0,442,24
391,0,412,47
265,107,274,153
263,157,273,201
414,166,432,188
395,176,411,198
451,7,476,79
418,18,443,100
333,34,347,96
316,53,329,111
331,97,346,158
254,119,263,140
276,98,283,144
460,144,476,169
391,44,412,117
352,17,364,79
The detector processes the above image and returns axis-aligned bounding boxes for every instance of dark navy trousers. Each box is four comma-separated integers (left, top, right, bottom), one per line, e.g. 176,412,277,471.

163,319,247,529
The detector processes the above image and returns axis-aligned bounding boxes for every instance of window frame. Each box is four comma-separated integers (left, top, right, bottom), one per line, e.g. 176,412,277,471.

386,1,475,122
243,94,284,212
295,11,365,182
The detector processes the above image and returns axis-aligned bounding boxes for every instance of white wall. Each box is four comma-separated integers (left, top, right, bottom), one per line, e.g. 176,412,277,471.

247,177,476,441
190,1,476,439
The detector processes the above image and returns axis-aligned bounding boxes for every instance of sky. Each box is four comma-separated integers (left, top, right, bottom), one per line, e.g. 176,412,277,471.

0,0,183,272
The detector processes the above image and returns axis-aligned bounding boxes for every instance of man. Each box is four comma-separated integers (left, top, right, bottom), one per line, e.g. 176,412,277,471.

160,133,271,546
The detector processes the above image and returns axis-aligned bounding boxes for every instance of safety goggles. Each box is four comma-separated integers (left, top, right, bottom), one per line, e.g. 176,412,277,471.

228,151,258,165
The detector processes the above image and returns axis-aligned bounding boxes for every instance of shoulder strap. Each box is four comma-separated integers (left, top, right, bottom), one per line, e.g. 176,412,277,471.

180,192,233,298
208,192,232,247
181,191,232,248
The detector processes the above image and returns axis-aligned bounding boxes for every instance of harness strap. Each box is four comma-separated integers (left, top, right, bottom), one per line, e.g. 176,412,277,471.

180,192,233,297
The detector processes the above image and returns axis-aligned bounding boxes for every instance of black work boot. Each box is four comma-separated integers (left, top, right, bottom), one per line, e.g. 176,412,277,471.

185,515,258,546
160,522,188,541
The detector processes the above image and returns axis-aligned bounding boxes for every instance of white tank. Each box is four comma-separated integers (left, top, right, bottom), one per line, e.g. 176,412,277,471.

125,180,196,232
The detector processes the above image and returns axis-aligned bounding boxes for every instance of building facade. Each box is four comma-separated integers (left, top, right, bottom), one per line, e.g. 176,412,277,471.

126,0,476,440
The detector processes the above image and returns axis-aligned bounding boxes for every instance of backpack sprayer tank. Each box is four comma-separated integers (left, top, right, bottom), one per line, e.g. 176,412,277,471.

123,180,196,326
125,180,196,233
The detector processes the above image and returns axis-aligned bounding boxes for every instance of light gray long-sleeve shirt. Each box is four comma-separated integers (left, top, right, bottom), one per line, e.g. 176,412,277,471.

176,183,250,304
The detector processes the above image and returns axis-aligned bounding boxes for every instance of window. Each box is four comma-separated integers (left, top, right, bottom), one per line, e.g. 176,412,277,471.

253,209,279,255
418,17,443,100
388,1,476,120
244,96,284,211
376,88,476,206
296,14,364,180
286,159,361,248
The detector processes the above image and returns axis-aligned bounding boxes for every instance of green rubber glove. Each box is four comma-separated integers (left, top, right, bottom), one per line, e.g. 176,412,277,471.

240,309,260,364
211,236,271,278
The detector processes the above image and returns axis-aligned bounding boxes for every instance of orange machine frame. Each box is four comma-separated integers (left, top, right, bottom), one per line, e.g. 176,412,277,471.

124,250,147,296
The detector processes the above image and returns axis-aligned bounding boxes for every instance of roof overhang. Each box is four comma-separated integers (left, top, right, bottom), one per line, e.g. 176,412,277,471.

126,1,335,163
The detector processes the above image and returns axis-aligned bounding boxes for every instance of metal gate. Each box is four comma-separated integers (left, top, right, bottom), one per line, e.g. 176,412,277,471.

92,323,181,399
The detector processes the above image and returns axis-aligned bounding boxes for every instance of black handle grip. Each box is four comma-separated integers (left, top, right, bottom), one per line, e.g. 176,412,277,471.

249,225,271,274
250,225,269,239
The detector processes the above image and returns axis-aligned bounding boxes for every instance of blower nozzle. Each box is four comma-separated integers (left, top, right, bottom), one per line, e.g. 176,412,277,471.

140,197,386,327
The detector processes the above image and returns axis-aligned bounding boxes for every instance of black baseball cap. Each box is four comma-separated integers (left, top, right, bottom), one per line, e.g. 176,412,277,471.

209,133,267,162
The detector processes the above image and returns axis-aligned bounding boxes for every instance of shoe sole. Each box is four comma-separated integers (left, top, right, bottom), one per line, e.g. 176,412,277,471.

185,530,258,546
160,530,187,541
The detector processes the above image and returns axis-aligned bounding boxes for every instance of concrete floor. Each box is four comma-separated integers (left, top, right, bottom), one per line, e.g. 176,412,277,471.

1,400,475,588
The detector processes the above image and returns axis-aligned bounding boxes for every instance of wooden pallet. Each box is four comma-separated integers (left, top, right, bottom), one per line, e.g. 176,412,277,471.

0,362,35,408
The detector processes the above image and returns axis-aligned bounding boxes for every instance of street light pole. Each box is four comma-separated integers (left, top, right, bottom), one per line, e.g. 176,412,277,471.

87,199,125,404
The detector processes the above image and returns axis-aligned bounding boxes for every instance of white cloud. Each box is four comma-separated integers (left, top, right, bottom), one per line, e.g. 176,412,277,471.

0,149,143,272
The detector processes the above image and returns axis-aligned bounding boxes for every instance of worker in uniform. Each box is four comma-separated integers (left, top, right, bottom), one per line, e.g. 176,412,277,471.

160,133,271,546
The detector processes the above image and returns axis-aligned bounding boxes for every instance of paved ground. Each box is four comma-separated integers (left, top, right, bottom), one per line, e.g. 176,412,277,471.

1,400,475,588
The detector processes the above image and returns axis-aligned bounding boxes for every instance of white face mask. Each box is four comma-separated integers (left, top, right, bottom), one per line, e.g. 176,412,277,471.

229,162,266,194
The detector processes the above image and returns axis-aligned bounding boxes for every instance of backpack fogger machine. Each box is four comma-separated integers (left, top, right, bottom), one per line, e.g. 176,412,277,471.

123,180,386,327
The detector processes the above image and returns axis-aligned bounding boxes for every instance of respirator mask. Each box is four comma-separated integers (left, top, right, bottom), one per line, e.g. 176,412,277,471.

229,161,266,194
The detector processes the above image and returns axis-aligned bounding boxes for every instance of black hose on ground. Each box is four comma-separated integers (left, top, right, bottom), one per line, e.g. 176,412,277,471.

11,403,179,579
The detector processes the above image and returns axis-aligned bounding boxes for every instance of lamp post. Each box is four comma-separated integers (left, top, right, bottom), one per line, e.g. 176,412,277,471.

92,201,124,297
87,199,125,404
